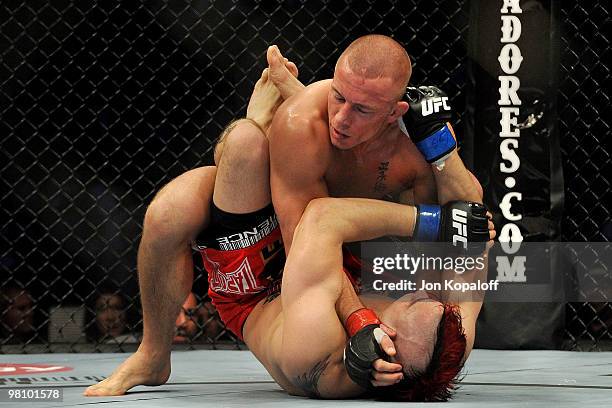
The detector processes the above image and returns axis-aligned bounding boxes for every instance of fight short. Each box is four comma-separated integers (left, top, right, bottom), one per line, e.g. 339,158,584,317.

193,203,285,340
342,245,363,293
194,203,367,340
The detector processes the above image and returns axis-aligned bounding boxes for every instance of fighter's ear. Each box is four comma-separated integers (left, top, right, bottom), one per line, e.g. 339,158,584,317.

389,100,409,122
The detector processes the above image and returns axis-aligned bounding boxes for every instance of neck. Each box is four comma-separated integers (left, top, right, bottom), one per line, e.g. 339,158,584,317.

352,122,401,161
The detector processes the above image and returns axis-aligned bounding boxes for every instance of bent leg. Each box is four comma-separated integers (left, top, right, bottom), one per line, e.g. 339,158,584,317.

214,59,302,165
84,166,216,396
140,167,217,352
213,119,272,213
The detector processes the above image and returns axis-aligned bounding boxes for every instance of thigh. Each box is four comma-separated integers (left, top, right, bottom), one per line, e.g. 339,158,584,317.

151,166,217,240
212,119,271,213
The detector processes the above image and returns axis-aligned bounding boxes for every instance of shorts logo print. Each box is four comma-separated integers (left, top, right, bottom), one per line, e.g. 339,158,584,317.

207,256,266,295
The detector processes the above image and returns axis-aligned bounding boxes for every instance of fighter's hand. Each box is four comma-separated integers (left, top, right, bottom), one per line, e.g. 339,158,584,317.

401,85,456,168
344,309,403,389
487,211,496,241
370,324,404,387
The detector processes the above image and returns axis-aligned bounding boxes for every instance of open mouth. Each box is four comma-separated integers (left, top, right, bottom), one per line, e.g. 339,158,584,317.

332,126,349,139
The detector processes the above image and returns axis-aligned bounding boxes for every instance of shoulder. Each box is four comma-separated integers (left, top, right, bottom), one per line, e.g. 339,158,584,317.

393,133,432,180
270,80,332,160
274,80,330,130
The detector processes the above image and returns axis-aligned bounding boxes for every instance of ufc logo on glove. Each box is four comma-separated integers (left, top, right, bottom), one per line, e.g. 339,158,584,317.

451,209,468,248
421,96,451,116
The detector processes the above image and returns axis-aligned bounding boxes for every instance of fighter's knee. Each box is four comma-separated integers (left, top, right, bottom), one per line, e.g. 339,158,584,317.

215,119,268,166
144,194,182,241
145,182,207,242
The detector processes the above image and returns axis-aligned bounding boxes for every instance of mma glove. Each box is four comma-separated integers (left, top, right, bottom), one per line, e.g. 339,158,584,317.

343,308,387,390
401,86,456,169
413,201,489,255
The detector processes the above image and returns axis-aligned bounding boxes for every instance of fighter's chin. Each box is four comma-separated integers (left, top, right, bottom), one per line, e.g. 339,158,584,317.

330,127,354,149
330,139,352,150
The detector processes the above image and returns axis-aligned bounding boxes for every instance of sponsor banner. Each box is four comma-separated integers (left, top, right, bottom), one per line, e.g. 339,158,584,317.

0,364,72,376
360,242,611,302
0,375,104,387
0,364,105,387
465,0,563,243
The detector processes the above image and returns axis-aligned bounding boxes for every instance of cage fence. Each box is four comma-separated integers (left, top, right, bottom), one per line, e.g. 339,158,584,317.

1,0,609,352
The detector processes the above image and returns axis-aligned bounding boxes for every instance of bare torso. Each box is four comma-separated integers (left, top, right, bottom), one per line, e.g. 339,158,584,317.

301,80,432,201
244,80,435,397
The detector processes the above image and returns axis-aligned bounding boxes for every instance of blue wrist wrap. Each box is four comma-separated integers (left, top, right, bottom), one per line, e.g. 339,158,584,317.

414,204,441,241
414,124,456,163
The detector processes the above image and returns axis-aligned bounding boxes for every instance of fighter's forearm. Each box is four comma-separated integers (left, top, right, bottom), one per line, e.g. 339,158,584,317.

289,198,413,343
300,198,416,245
433,152,482,205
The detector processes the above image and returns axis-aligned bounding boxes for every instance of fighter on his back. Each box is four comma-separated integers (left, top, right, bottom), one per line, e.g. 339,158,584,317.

245,35,493,399
83,34,494,401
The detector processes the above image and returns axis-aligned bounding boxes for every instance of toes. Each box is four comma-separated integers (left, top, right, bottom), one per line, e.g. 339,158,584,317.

83,386,103,397
83,384,125,397
286,61,299,78
267,45,281,67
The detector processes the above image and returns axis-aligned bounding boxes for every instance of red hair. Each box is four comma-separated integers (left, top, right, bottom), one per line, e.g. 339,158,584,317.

376,303,467,402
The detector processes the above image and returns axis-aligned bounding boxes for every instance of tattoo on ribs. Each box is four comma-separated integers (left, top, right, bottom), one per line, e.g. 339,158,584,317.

293,354,332,398
374,161,390,193
263,290,280,304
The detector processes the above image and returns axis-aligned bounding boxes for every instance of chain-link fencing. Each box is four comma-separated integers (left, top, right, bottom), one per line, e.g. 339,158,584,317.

558,2,611,350
1,0,609,352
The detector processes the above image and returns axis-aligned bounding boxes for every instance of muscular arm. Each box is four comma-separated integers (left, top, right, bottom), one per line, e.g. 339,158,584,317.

280,197,417,397
302,197,485,360
300,198,417,244
405,150,486,358
433,151,483,204
269,102,330,253
421,148,487,357
409,166,438,205
408,151,483,206
444,250,489,360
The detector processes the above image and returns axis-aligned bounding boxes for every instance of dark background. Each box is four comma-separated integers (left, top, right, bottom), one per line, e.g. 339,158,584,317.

1,0,609,351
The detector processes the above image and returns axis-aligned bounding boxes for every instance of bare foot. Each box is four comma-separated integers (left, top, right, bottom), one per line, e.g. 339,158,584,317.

83,350,171,396
267,45,305,99
246,68,283,132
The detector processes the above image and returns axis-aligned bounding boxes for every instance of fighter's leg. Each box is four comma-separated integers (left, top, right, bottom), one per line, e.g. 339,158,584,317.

214,57,302,164
212,118,272,213
212,55,302,211
267,45,305,100
84,166,216,396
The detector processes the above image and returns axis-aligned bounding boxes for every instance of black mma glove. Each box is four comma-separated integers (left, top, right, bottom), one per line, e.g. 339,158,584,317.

401,85,456,169
343,308,387,389
413,201,489,254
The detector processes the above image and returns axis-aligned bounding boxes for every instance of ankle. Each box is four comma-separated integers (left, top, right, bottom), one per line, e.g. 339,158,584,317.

136,344,171,361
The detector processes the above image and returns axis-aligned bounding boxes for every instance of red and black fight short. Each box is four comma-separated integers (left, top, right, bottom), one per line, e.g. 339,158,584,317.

193,202,285,340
